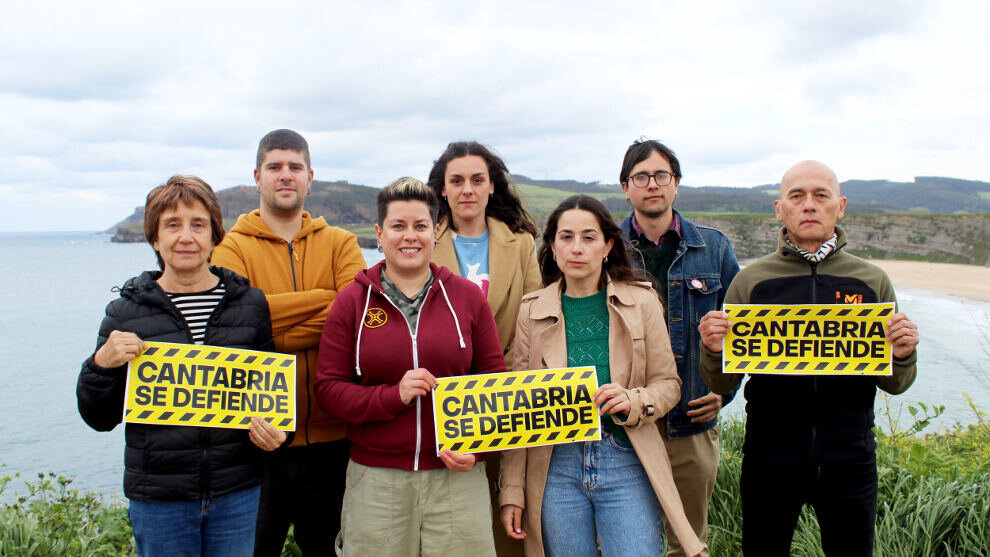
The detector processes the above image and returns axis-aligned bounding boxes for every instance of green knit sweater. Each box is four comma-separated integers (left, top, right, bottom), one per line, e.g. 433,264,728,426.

561,289,629,443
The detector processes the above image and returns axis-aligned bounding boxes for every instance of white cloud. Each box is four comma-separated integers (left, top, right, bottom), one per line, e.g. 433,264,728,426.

0,0,988,230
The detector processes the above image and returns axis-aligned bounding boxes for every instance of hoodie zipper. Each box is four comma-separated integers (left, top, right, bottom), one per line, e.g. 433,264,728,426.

287,241,312,445
376,286,432,471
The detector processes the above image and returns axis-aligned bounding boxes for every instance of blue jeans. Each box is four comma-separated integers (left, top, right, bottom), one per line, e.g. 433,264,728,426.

128,485,260,557
541,432,664,557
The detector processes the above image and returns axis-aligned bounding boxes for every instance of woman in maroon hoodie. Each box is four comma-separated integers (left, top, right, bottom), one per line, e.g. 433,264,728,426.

316,177,506,556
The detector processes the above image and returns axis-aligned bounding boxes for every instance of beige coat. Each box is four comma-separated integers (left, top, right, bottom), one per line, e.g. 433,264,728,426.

499,279,707,557
433,217,542,368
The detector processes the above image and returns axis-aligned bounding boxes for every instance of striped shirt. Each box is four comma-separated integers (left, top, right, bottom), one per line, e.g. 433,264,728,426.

167,282,225,344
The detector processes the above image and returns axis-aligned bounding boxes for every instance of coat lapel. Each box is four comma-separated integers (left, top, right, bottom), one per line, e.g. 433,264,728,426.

485,218,516,314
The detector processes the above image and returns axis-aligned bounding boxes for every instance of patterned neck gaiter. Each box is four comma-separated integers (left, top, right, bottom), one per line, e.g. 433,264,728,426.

785,233,838,263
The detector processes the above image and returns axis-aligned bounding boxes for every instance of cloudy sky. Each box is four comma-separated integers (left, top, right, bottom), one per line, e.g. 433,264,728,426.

2,0,987,231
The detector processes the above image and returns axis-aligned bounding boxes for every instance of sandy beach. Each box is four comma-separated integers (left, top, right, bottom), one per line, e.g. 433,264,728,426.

868,260,990,302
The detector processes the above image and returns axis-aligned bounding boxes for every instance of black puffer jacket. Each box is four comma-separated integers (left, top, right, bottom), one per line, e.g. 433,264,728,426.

77,266,273,502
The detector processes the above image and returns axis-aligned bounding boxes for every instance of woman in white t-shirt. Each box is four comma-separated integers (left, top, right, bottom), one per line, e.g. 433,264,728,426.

427,141,542,556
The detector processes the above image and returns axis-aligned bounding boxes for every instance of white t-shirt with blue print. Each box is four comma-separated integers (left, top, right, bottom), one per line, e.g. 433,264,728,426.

452,229,490,296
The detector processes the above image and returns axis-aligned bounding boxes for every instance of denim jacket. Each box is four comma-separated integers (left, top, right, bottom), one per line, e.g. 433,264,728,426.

620,211,741,438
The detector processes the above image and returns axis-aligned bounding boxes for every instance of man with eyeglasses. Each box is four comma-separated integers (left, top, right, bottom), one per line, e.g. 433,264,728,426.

618,139,740,557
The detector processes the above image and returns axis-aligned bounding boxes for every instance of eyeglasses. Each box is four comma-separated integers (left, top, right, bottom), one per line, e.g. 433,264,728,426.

629,171,675,188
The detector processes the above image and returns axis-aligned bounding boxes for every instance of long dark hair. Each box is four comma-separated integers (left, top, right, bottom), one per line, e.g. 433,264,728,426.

427,141,538,237
538,195,643,289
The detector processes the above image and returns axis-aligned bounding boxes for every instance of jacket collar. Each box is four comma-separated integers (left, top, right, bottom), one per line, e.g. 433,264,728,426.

776,225,849,259
528,275,643,320
620,209,706,249
229,209,328,242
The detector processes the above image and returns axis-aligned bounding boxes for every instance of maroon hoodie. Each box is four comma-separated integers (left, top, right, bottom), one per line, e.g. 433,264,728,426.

315,262,506,471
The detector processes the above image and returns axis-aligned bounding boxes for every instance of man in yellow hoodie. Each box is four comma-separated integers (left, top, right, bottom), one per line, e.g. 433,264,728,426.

212,129,366,555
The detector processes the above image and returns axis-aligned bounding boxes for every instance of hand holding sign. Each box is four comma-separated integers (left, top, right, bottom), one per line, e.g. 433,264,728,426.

95,331,148,368
249,416,287,451
885,313,919,359
698,311,731,353
399,368,438,404
593,383,630,416
438,449,476,472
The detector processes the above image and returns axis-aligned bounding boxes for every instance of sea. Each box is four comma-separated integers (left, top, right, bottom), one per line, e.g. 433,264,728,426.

0,231,987,502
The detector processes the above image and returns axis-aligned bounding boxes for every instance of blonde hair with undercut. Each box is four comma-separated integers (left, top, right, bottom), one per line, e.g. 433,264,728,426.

375,177,440,226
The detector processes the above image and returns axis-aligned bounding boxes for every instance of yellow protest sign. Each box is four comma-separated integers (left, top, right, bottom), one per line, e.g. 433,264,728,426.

123,342,296,431
723,303,894,376
433,367,601,454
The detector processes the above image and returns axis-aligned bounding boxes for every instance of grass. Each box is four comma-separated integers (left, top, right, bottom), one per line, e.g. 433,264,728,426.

708,398,990,556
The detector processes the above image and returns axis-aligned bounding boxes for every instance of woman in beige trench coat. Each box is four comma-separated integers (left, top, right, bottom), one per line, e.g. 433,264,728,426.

498,195,706,557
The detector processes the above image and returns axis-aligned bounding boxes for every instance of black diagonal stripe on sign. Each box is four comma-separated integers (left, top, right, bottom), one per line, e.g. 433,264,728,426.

264,417,274,424
796,308,810,316
854,362,869,371
240,417,251,425
164,348,180,357
489,437,503,447
775,308,790,317
225,352,239,362
469,440,483,450
857,308,873,317
443,381,457,391
159,411,174,420
137,410,153,419
522,375,535,384
735,309,751,318
200,414,215,422
561,371,574,381
483,378,497,388
261,357,275,366
180,413,194,422
437,444,446,452
508,436,522,445
794,362,809,370
754,361,769,370
527,433,541,443
584,427,598,438
878,307,892,316
143,347,159,356
815,362,829,371
756,309,770,317
873,363,889,372
775,362,789,370
464,380,478,391
542,373,555,383
565,429,579,439
451,442,464,452
836,308,852,317
280,359,293,368
221,415,235,424
185,349,201,359
737,361,750,369
547,431,560,441
243,355,257,365
817,308,831,316
277,419,292,428
580,370,593,379
503,376,516,386
125,409,132,416
206,351,221,360
835,362,849,371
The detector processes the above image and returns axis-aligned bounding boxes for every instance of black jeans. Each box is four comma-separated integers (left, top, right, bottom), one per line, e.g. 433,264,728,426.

254,440,349,556
741,456,878,557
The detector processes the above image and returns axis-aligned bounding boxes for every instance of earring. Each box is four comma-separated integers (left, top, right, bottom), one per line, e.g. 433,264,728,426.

443,195,447,201
552,252,557,262
376,241,384,253
434,240,438,247
490,192,494,198
604,255,609,263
